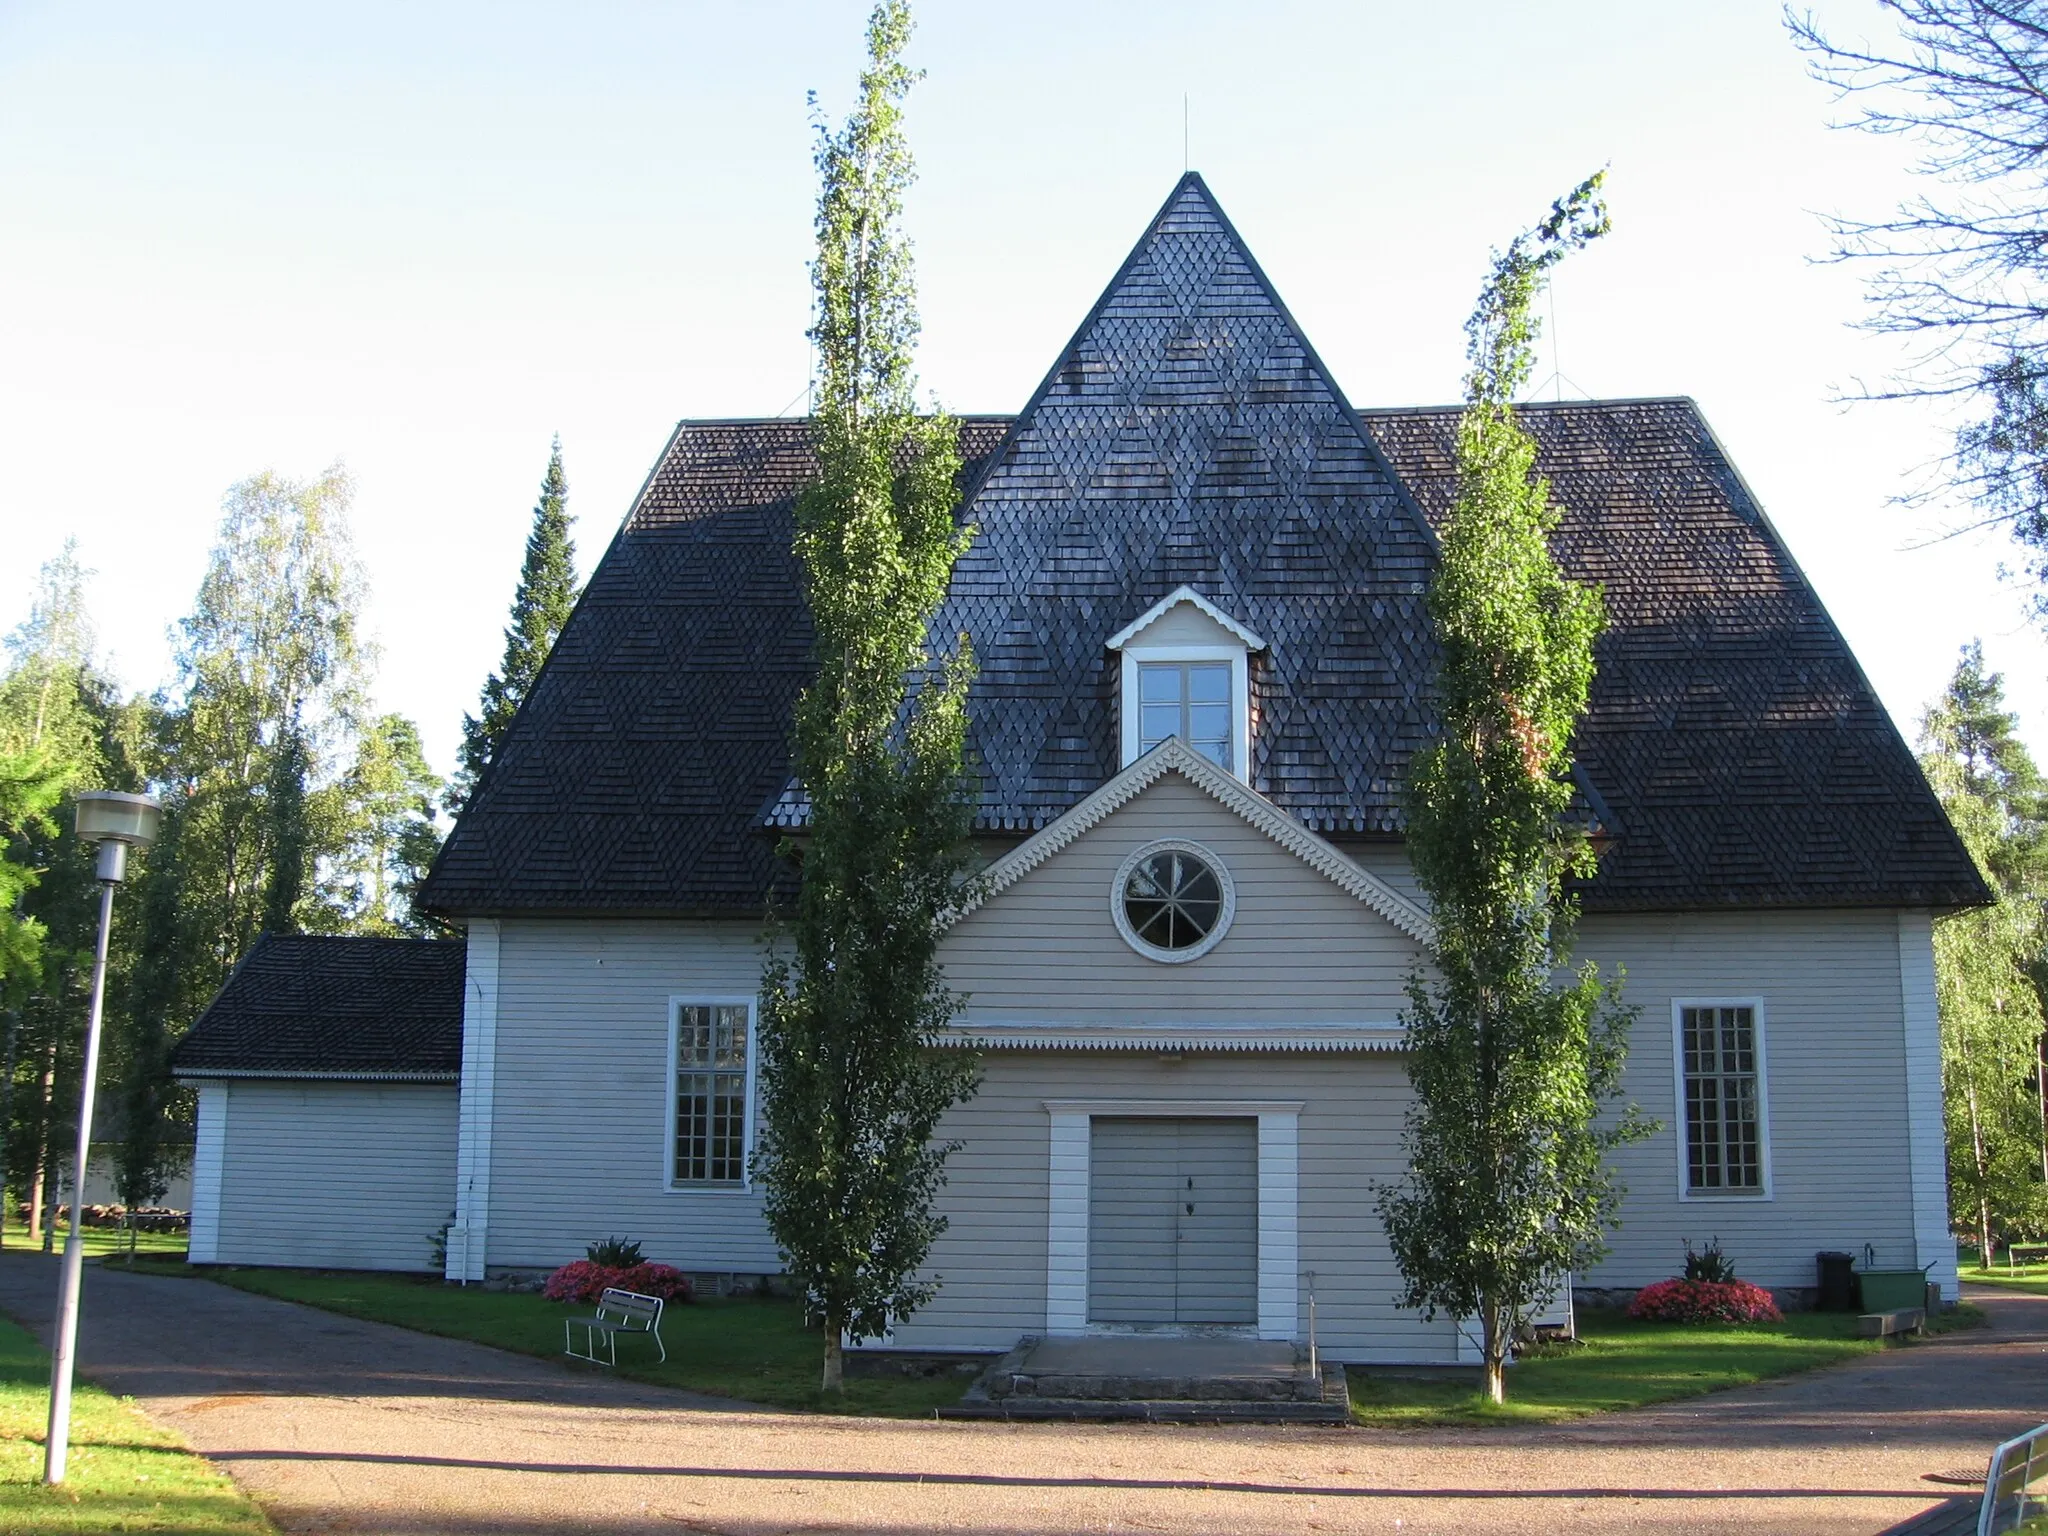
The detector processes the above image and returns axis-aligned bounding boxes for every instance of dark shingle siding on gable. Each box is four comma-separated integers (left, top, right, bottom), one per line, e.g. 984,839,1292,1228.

419,176,1983,918
932,177,1441,835
169,934,465,1079
1364,400,1985,910
419,418,1010,916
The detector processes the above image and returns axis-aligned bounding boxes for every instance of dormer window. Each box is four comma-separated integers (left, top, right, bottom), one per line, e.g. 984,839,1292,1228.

1139,662,1232,769
1106,587,1265,781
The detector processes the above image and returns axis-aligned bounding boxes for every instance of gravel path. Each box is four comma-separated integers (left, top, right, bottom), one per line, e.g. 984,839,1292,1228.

0,1252,2041,1535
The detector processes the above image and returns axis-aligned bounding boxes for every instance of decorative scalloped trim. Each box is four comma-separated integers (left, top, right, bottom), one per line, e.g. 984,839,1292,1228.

949,737,1434,942
170,1069,459,1082
940,1023,1408,1053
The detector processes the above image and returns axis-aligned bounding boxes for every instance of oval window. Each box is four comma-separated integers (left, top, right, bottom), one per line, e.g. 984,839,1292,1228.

1112,840,1235,962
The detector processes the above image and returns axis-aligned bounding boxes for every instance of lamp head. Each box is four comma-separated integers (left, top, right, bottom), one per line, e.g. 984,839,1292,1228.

74,791,162,849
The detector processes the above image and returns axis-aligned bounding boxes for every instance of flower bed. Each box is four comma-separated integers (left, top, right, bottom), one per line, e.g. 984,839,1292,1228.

1628,1277,1782,1324
542,1259,692,1305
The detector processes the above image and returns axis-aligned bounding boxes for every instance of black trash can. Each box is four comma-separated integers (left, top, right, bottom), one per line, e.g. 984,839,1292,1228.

1816,1251,1858,1311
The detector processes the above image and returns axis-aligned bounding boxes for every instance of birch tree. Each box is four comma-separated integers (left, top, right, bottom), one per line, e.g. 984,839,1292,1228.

1919,643,2048,1256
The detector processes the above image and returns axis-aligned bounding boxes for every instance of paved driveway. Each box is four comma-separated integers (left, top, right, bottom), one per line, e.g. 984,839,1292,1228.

0,1252,2041,1535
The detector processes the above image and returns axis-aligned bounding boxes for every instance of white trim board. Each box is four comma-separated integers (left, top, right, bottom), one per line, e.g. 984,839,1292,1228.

188,1082,226,1265
663,995,759,1194
448,918,500,1283
953,737,1433,942
1042,1099,1304,1343
1898,912,1958,1299
1669,997,1775,1204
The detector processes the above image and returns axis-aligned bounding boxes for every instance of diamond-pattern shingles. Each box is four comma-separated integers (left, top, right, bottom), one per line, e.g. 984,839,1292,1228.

929,175,1441,836
1362,398,1984,910
420,417,1010,915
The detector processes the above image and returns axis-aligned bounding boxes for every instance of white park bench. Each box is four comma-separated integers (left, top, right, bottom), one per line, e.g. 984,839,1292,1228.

563,1288,666,1367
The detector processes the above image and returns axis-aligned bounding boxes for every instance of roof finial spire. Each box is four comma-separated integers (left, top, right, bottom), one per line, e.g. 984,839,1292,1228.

1183,93,1189,173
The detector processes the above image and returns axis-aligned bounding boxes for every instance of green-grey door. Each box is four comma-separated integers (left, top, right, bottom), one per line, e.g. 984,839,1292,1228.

1088,1116,1258,1325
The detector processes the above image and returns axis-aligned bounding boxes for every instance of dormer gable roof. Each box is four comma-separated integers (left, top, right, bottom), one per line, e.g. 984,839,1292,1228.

1105,586,1267,652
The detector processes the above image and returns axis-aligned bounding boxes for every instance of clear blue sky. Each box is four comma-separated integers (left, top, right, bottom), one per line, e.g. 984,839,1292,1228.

2,0,2038,779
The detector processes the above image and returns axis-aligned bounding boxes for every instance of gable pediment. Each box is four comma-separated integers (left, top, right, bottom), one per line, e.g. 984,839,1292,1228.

952,738,1431,941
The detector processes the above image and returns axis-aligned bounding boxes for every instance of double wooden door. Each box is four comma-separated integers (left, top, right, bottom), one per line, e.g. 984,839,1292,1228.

1087,1116,1258,1326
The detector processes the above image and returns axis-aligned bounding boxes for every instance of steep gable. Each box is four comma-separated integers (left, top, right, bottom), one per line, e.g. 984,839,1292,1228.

933,174,1440,834
941,749,1427,1032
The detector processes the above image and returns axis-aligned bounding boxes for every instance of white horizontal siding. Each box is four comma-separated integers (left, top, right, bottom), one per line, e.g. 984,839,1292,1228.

1574,907,1922,1292
485,919,782,1274
943,775,1423,1024
213,1082,457,1272
886,1051,1455,1362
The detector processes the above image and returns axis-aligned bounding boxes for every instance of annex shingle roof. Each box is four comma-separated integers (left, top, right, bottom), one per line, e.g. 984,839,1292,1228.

169,934,465,1079
420,173,1985,918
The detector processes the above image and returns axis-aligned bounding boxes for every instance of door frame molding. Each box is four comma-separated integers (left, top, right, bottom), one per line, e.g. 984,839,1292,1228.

1043,1099,1302,1341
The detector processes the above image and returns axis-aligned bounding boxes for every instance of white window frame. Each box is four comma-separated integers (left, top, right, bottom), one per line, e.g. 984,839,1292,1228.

1118,644,1250,778
1111,837,1237,964
665,995,757,1193
1670,996,1773,1202
1105,588,1262,782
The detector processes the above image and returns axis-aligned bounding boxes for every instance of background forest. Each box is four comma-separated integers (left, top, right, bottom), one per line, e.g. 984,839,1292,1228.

0,446,575,1239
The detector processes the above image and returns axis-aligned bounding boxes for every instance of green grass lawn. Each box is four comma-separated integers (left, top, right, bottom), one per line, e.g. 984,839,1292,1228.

0,1314,272,1533
1,1219,188,1263
135,1259,967,1417
1960,1263,2048,1296
1348,1309,1896,1425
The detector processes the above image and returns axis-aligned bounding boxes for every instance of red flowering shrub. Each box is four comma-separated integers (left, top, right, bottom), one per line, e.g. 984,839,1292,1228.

612,1262,692,1303
541,1259,693,1305
1628,1277,1782,1324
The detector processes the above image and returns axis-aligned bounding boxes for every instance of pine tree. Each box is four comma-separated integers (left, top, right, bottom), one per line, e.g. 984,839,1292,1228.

329,714,444,934
1918,643,2048,1259
259,723,310,935
756,0,979,1394
1375,174,1648,1405
447,439,578,815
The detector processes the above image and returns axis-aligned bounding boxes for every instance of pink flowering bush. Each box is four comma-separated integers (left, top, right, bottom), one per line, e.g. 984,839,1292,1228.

541,1260,612,1303
1628,1277,1782,1324
541,1259,692,1305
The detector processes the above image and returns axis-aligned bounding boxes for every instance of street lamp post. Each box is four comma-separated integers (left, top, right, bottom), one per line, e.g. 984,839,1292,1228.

44,790,160,1485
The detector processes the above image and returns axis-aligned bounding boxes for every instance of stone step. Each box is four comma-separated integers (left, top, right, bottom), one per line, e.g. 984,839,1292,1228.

938,1388,1350,1425
952,1336,1352,1423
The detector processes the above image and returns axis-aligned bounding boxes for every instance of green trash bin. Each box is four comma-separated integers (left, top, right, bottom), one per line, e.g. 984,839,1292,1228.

1856,1267,1931,1312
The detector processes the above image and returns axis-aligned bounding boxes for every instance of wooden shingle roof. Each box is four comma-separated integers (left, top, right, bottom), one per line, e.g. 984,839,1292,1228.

169,934,465,1080
419,175,1983,918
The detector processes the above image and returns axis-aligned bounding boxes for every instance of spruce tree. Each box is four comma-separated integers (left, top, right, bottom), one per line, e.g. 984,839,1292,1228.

1375,174,1648,1404
447,439,578,815
757,0,979,1394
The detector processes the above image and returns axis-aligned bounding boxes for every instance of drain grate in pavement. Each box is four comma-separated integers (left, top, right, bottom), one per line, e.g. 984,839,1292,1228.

1921,1467,1986,1486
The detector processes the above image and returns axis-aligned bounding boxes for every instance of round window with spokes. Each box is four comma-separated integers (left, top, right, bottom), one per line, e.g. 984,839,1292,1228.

1112,839,1236,963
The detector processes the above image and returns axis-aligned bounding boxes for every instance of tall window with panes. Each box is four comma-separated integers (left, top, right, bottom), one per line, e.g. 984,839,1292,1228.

673,1003,748,1185
1680,1004,1764,1194
1137,660,1232,770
